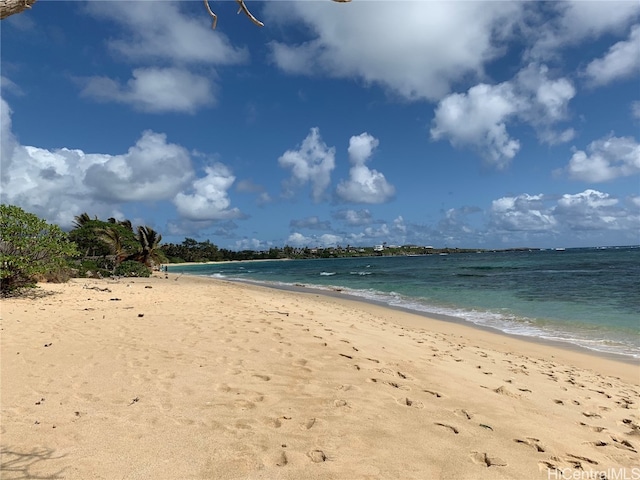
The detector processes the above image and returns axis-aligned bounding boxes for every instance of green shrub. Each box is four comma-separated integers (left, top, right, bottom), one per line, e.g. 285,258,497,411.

75,259,111,278
115,260,151,277
1,205,79,294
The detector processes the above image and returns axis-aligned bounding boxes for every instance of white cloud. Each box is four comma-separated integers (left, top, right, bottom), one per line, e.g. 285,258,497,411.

0,97,17,184
528,1,640,60
81,68,215,114
336,133,395,203
567,135,640,182
81,2,246,114
286,232,313,247
1,108,195,228
333,209,373,226
279,127,336,202
431,83,521,169
84,1,248,66
1,96,243,229
431,63,575,167
286,232,343,248
632,101,640,120
487,189,637,238
173,164,242,221
234,238,269,251
84,131,194,202
265,1,523,101
1,76,23,96
584,25,640,87
490,194,557,232
554,190,627,231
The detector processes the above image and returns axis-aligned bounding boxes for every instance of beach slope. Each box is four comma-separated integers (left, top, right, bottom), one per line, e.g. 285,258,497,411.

1,275,638,479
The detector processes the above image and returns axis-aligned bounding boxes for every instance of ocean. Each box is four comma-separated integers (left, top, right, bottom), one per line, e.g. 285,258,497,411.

168,246,640,360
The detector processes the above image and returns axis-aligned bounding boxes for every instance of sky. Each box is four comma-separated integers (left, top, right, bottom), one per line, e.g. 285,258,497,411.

1,0,639,250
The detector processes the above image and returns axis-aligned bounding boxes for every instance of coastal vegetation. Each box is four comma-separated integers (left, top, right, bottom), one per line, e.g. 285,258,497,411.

0,205,166,294
0,205,78,294
1,204,541,295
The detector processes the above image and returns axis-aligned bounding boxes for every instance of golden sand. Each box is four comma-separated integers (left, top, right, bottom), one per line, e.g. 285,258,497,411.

1,274,638,479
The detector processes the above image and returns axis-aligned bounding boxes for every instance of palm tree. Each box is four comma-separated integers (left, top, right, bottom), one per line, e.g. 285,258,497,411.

95,226,129,270
119,219,133,232
136,226,163,267
72,212,94,229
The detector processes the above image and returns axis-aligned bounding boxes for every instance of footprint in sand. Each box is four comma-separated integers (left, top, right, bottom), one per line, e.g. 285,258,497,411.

610,436,637,453
264,417,282,428
470,452,507,467
252,374,271,381
276,451,288,467
434,423,459,434
308,450,327,463
301,417,316,430
396,397,424,409
455,409,473,420
578,422,607,433
493,385,519,398
582,411,602,419
514,437,546,452
422,389,443,398
233,399,256,410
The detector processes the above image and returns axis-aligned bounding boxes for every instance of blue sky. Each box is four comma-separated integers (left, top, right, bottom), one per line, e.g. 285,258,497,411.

1,1,639,250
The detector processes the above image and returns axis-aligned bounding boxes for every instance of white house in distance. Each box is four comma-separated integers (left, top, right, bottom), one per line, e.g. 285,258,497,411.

373,245,384,252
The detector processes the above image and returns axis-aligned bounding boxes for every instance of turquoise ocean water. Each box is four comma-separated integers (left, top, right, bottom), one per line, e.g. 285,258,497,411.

169,247,640,359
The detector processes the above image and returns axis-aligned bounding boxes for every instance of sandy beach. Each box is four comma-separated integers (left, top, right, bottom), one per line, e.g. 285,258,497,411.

1,273,638,479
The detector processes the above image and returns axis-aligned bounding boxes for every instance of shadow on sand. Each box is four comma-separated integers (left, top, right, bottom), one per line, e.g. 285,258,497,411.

1,447,67,479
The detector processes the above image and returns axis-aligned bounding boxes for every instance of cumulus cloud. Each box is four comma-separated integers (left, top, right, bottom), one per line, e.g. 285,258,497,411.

527,1,640,60
554,190,627,231
286,232,344,248
336,133,395,204
431,63,575,168
584,25,640,87
84,130,194,202
333,209,373,226
0,97,17,183
84,1,248,65
81,68,215,114
81,2,246,114
487,189,638,239
279,127,336,202
173,164,242,221
1,96,242,229
1,102,195,228
431,83,521,168
265,1,523,101
234,238,270,251
490,194,558,232
567,135,640,182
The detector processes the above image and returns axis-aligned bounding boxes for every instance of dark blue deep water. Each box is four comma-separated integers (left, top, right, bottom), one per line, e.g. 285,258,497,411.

169,247,640,358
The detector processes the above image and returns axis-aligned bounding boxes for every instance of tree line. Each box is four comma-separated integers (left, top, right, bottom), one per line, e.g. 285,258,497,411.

1,203,489,295
0,205,165,294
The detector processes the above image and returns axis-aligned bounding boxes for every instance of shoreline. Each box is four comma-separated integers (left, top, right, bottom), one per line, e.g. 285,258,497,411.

2,274,638,479
188,273,639,383
174,270,640,370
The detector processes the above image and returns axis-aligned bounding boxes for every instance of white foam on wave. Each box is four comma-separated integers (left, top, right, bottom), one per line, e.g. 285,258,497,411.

309,284,640,359
320,272,336,276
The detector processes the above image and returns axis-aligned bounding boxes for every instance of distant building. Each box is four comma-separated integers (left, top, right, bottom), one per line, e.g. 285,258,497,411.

373,245,384,252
